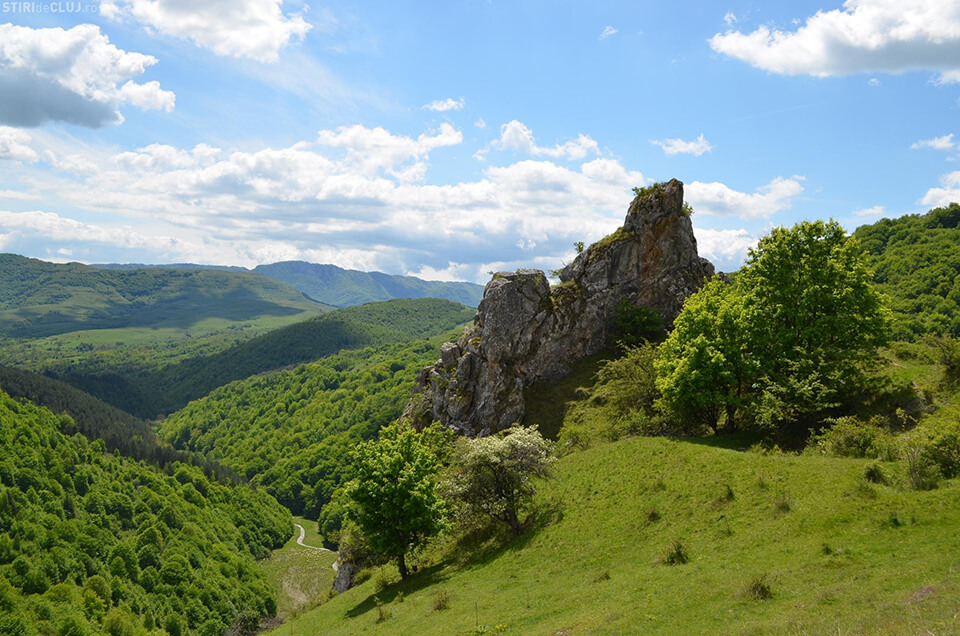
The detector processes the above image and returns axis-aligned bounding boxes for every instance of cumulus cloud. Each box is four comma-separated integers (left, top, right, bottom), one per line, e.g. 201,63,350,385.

100,0,311,62
651,133,713,156
474,118,486,129
709,0,960,83
853,205,885,216
921,171,960,207
0,209,181,250
686,176,805,219
693,227,757,267
599,26,619,40
478,120,600,161
12,123,653,280
0,127,38,162
911,134,956,151
423,97,465,112
316,123,462,177
0,24,174,128
723,12,737,26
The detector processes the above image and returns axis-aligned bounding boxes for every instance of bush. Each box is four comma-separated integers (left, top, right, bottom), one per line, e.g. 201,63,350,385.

808,416,897,460
744,574,773,600
663,541,689,565
864,463,887,485
432,590,450,611
903,445,941,491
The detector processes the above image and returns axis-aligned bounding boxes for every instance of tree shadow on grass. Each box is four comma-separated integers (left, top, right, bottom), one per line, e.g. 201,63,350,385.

678,431,763,451
345,564,449,618
344,501,564,619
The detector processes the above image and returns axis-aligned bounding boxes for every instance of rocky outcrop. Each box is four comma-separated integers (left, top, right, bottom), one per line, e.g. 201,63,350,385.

403,179,714,437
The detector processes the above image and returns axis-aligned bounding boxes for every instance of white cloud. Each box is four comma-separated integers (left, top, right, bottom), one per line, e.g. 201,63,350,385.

709,0,960,84
316,123,463,175
911,133,956,151
480,120,600,161
423,97,465,112
693,227,757,267
0,24,174,127
599,26,619,40
100,0,311,63
474,118,487,129
0,127,38,162
651,133,714,157
16,123,652,280
853,204,885,216
0,209,181,250
0,190,39,200
723,12,737,26
686,176,805,219
921,171,960,207
868,77,881,86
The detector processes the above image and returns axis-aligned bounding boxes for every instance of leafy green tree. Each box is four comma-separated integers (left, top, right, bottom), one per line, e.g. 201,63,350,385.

657,220,888,434
445,426,555,535
656,277,755,433
740,220,889,428
345,422,446,579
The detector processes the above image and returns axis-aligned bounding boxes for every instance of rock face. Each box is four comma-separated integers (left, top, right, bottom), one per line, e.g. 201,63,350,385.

403,179,715,437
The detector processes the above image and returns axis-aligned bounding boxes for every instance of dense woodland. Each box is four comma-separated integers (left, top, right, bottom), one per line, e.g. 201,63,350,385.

158,337,451,517
0,390,290,636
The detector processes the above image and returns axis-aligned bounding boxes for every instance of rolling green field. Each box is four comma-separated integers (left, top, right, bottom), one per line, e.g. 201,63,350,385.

273,434,960,635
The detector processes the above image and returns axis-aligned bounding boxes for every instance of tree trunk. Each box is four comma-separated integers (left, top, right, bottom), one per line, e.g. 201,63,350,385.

397,552,408,580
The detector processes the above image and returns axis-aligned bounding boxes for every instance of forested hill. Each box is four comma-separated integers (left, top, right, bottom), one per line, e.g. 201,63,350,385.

252,261,484,308
0,254,330,338
159,335,453,518
0,366,232,478
94,259,485,308
0,389,290,635
853,202,960,338
57,298,475,418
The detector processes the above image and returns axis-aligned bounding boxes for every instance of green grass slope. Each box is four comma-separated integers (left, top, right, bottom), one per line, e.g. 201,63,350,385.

0,254,329,338
254,261,484,308
276,436,960,635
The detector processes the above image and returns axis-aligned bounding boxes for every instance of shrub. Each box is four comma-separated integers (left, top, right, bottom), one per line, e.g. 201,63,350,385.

663,541,689,565
809,416,896,460
903,445,941,491
433,590,450,611
744,574,773,600
864,463,887,485
773,494,792,513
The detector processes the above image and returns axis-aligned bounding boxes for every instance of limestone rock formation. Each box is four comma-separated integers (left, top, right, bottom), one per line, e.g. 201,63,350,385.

403,179,714,437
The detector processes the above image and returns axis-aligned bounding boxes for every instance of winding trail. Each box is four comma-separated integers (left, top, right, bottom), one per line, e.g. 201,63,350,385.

293,523,339,572
293,523,332,552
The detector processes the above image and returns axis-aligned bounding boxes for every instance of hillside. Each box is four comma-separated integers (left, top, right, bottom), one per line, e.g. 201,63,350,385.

160,334,459,517
0,389,292,635
853,202,960,338
0,365,234,478
253,261,484,308
275,433,960,634
94,260,486,308
24,298,474,419
0,254,330,339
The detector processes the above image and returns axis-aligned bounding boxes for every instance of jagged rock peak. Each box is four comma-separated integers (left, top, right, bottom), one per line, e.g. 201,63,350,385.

403,178,714,437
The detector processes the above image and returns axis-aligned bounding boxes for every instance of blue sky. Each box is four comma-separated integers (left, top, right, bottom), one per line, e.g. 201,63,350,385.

1,0,959,282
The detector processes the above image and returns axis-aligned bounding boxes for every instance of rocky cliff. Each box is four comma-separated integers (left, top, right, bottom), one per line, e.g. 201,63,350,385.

403,179,715,437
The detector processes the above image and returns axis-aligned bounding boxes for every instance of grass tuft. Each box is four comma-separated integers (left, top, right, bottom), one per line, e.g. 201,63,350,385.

662,540,689,565
744,574,774,600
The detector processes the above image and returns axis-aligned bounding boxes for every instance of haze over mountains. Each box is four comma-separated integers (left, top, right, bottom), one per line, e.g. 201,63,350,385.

93,260,484,308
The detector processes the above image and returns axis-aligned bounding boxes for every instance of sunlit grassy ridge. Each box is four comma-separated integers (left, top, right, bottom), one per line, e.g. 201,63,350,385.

274,432,960,635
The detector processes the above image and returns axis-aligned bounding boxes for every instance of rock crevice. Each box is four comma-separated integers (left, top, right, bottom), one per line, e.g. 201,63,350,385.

403,179,714,437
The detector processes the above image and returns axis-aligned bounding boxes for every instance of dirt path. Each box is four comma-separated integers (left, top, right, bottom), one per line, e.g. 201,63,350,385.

293,523,339,572
293,523,332,552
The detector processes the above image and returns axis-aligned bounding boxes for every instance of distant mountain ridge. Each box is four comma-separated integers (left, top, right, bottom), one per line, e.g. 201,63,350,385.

0,253,328,338
95,259,485,307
